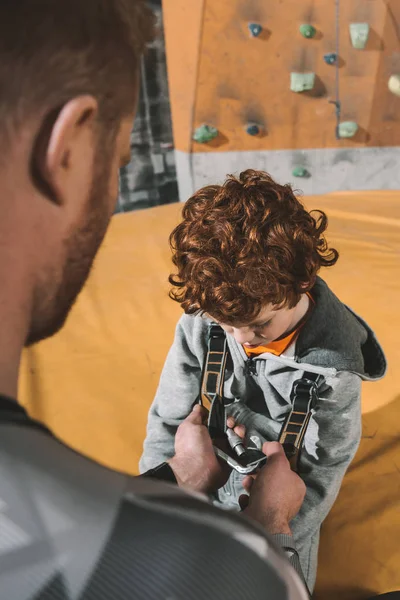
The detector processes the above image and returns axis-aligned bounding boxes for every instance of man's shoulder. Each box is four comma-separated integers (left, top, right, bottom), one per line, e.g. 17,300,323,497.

1,422,288,600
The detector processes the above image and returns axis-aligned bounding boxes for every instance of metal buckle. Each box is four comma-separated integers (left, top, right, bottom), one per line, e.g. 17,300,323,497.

214,446,267,475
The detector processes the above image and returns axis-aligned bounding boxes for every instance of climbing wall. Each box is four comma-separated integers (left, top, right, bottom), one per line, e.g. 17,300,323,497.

163,0,400,199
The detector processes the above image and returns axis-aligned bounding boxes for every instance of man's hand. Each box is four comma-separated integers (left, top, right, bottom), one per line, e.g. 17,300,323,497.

168,405,230,494
243,442,306,535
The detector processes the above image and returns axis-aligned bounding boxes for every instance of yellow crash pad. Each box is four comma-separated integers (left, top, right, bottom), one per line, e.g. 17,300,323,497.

20,191,400,599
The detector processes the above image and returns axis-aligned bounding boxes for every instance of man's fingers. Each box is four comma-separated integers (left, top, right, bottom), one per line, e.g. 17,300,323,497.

233,424,246,439
242,474,255,493
198,405,210,425
185,404,208,425
239,494,249,510
262,441,286,459
226,417,246,439
227,416,236,429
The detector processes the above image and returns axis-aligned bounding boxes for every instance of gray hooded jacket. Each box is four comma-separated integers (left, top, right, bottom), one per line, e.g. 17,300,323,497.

140,277,386,590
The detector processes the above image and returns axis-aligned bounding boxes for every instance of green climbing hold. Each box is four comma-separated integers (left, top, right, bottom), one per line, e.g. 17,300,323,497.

292,167,310,178
299,24,316,39
349,23,369,49
338,121,359,138
193,124,218,144
290,72,315,93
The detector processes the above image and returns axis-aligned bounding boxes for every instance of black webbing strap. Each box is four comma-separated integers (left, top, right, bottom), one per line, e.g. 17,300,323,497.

199,325,324,473
278,373,324,472
200,324,229,438
0,395,52,436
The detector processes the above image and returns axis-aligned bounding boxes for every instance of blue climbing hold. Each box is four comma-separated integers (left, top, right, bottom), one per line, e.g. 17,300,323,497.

324,53,337,65
248,23,262,37
246,124,260,136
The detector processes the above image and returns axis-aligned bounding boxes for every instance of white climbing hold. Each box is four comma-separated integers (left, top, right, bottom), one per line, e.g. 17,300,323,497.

290,72,315,93
388,75,400,97
349,23,370,49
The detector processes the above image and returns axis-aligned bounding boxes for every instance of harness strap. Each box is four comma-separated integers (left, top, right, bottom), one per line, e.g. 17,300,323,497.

200,324,324,473
278,373,324,471
200,324,229,437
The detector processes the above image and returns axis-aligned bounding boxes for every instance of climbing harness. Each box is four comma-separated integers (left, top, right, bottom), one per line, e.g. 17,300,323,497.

278,372,324,472
199,324,324,474
199,324,266,474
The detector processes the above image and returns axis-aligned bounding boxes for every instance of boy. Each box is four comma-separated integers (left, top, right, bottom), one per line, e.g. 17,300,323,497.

140,169,386,590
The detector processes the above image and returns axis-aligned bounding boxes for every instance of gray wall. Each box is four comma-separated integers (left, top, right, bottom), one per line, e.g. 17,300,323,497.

175,147,400,201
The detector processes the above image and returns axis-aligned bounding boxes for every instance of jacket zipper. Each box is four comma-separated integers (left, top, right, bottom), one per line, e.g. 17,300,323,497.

245,357,257,376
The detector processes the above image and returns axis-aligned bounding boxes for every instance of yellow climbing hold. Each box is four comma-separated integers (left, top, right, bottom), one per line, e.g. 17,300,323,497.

388,75,400,97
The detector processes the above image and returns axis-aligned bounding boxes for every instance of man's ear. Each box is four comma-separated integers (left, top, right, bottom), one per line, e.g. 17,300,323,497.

32,96,99,205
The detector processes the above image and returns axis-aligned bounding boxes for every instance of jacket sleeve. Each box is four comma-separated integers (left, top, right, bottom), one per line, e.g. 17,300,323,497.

291,370,362,581
139,315,205,473
272,534,310,595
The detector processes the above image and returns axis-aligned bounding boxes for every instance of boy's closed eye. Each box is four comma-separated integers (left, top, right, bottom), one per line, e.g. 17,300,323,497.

254,319,272,330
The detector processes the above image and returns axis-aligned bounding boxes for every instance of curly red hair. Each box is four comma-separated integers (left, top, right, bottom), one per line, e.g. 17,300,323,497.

169,169,338,324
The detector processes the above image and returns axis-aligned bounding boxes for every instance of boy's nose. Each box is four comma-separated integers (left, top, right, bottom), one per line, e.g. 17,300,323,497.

232,328,256,344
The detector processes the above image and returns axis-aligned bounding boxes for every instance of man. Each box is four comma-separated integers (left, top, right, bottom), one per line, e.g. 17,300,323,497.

0,2,390,599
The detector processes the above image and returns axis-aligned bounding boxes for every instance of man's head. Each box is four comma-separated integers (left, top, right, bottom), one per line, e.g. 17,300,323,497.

0,0,154,345
169,169,338,343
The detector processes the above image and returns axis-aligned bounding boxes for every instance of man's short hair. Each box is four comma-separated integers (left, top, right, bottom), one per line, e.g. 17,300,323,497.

0,0,155,150
169,169,339,324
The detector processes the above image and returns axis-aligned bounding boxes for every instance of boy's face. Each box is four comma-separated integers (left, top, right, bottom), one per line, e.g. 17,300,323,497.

211,302,302,348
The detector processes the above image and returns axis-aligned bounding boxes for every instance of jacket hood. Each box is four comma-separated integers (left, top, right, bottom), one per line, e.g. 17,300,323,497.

296,277,387,381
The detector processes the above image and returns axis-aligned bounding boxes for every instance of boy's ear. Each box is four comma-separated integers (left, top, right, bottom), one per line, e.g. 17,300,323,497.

300,279,314,290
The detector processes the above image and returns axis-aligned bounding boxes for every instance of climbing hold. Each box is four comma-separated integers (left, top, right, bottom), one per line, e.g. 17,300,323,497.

299,24,316,39
349,23,369,49
193,124,218,144
290,72,315,93
388,75,400,97
292,167,310,178
246,123,260,136
338,121,359,138
248,23,262,37
324,53,337,65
